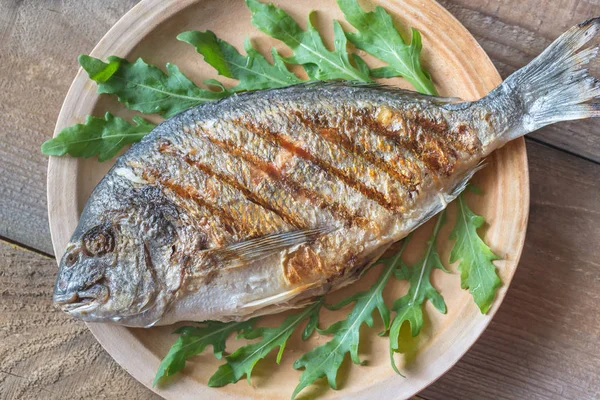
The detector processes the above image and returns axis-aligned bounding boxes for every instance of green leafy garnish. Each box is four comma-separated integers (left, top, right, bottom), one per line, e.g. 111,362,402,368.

178,31,304,91
389,212,447,373
291,241,408,399
208,298,323,387
154,319,256,386
337,0,437,95
246,0,371,82
41,112,155,162
79,55,231,118
450,194,501,313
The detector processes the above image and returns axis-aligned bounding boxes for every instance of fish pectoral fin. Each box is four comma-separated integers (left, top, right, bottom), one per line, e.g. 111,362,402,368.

241,281,320,309
217,226,334,267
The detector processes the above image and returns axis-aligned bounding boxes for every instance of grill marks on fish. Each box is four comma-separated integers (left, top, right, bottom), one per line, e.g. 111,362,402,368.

141,167,246,238
132,97,481,258
160,143,307,229
292,108,420,195
240,117,401,212
201,135,367,229
187,107,395,227
123,92,482,283
370,106,482,177
157,149,290,237
187,116,378,231
173,133,335,231
291,103,482,198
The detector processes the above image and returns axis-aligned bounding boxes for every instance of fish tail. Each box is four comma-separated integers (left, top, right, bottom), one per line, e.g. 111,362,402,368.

492,17,600,139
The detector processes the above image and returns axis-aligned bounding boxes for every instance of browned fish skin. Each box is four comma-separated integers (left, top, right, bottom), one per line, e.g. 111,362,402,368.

126,85,485,284
55,84,499,327
53,18,600,326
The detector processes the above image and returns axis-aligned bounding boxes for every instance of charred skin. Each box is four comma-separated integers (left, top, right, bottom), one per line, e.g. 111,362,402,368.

103,84,486,325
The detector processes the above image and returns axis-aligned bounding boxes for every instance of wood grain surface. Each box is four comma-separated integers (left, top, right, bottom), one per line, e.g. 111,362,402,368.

0,0,599,399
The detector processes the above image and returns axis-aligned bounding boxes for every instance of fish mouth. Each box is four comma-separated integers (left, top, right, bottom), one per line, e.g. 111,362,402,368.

54,284,108,314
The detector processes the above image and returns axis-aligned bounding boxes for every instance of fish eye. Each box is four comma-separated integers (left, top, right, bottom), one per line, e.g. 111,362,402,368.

82,225,115,257
65,252,78,267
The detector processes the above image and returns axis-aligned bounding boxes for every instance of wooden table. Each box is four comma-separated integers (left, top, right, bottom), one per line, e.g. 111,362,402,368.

1,0,598,399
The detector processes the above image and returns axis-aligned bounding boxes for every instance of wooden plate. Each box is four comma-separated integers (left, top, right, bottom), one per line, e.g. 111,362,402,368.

47,0,529,398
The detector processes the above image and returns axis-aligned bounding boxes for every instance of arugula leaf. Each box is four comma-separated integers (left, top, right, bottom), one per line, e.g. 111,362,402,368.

208,298,323,387
389,212,447,373
291,240,409,399
153,319,256,386
337,0,437,95
79,55,230,118
178,31,304,91
450,194,501,314
41,112,155,162
246,0,371,82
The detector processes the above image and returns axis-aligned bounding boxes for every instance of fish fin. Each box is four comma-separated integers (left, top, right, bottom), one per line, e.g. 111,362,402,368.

241,281,321,309
295,81,462,104
216,227,334,266
499,17,600,135
229,80,461,104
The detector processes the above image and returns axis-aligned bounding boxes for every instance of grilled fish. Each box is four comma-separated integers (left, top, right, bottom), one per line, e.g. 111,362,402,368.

53,19,600,327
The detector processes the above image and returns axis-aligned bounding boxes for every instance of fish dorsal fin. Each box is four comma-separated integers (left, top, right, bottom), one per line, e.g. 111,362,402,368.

283,81,463,104
225,80,462,105
215,227,334,267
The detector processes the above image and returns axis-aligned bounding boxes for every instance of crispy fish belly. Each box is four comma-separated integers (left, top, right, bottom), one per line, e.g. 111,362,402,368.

53,18,600,327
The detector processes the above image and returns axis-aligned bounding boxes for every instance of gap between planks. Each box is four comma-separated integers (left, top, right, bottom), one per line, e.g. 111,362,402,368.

0,235,54,259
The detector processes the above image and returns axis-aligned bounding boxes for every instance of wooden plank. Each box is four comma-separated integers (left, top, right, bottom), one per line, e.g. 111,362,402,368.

0,239,159,399
0,0,138,255
419,140,600,400
439,0,600,163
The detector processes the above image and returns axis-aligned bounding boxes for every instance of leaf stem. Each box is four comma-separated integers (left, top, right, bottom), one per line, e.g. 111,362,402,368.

411,209,445,305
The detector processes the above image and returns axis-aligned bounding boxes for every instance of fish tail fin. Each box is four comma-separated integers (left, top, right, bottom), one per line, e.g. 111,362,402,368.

494,17,600,138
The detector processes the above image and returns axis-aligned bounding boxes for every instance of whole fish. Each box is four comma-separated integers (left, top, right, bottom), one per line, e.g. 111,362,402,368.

53,19,600,327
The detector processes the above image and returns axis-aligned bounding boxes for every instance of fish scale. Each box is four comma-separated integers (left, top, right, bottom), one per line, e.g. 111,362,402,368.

339,106,427,188
162,131,296,236
263,100,405,211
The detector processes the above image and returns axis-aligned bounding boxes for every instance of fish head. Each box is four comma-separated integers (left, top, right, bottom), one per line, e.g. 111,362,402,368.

53,222,116,318
53,181,183,326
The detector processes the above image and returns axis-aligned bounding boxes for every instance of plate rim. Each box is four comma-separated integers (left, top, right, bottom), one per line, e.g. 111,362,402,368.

47,0,530,398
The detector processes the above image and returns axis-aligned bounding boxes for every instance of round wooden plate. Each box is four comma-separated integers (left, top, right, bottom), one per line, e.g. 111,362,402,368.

47,0,529,398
